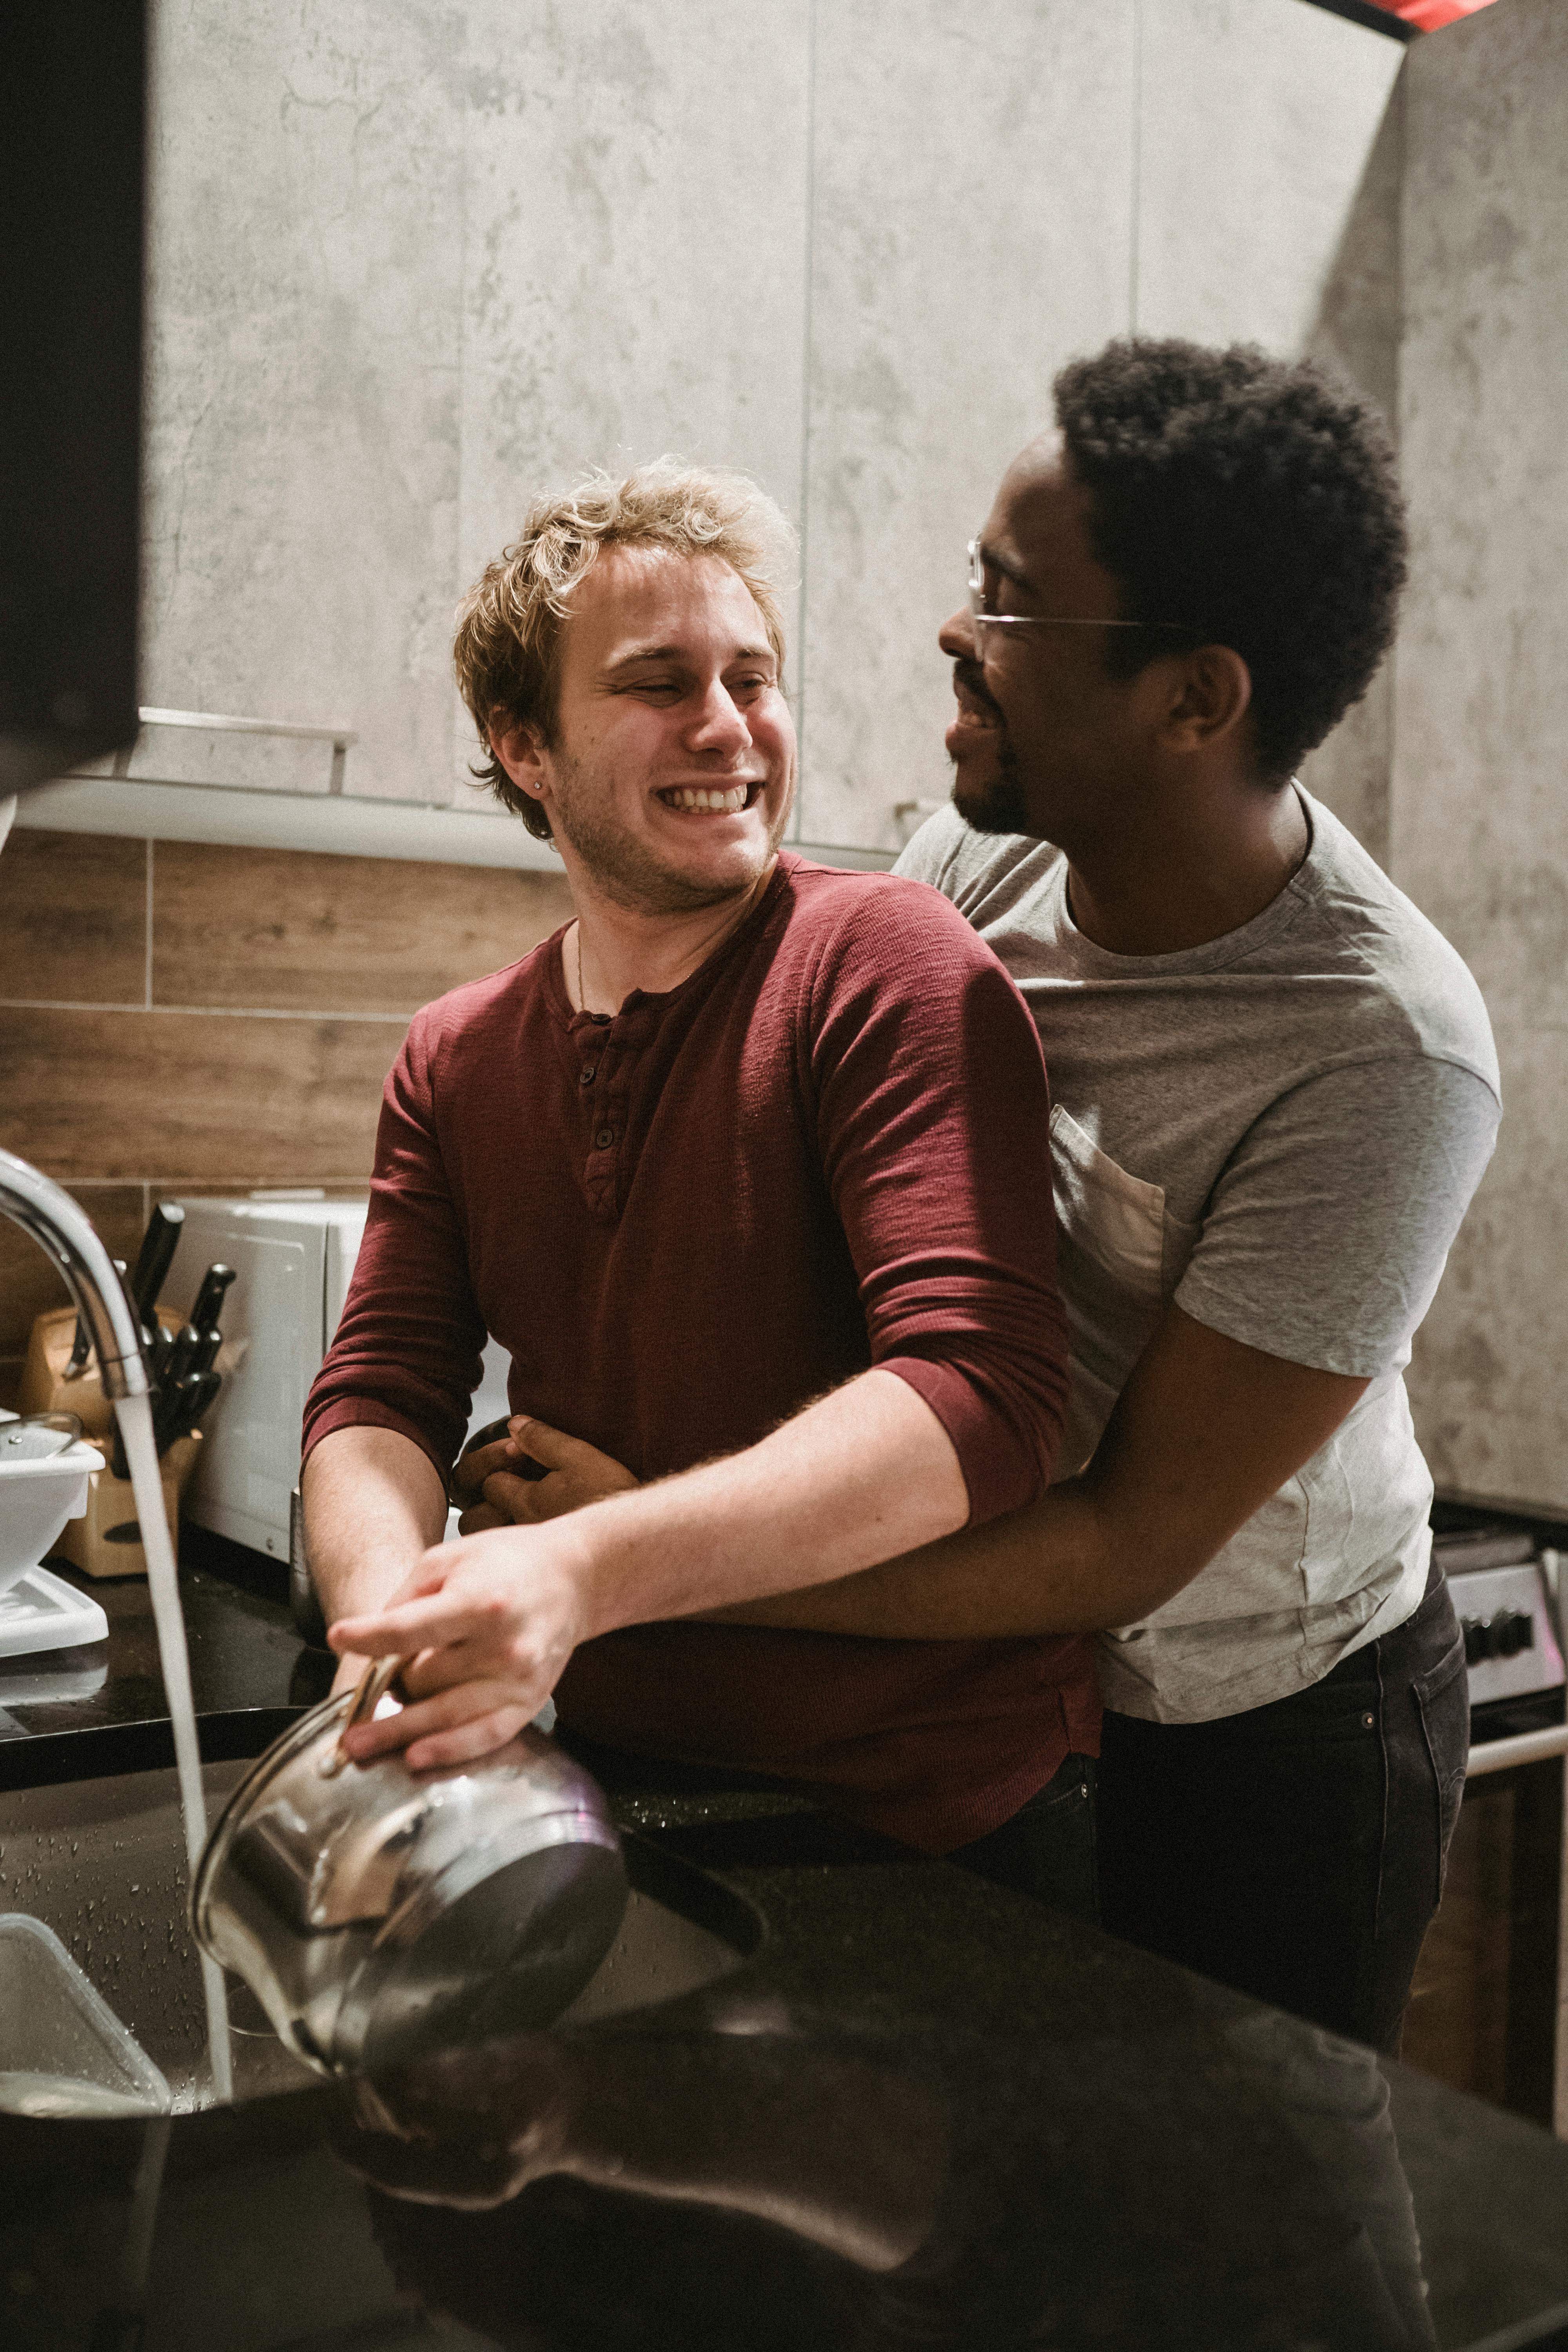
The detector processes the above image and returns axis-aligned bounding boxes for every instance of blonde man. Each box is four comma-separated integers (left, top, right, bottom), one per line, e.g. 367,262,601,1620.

303,461,1098,1902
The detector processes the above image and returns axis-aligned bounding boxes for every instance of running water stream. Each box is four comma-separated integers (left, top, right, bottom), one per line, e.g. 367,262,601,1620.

114,1390,233,2102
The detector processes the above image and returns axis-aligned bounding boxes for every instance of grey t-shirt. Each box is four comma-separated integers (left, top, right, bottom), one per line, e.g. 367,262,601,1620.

896,789,1501,1723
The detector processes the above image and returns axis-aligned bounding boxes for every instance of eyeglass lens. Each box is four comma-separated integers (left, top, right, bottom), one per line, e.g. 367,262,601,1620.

967,540,998,632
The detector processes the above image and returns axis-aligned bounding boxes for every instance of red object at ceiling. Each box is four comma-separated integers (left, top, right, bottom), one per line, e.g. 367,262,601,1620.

1374,0,1499,27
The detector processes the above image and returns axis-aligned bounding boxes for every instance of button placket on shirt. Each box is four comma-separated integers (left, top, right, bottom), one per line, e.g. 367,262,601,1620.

578,1013,644,1217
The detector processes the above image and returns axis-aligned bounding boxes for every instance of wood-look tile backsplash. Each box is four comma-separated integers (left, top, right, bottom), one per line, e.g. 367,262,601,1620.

0,829,575,1400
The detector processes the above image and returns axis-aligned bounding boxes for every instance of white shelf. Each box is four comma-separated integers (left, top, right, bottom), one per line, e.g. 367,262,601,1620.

15,775,563,871
16,775,896,875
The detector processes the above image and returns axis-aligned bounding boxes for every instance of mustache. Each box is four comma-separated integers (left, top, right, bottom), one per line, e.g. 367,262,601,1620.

951,657,1002,715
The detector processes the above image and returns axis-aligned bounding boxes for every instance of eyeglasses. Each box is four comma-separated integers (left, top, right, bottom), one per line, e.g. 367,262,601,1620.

966,540,1186,646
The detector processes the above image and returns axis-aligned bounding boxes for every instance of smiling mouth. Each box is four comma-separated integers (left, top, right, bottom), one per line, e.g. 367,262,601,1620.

951,662,1002,728
656,781,760,815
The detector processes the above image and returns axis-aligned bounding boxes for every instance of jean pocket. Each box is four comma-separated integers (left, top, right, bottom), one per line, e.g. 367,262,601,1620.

1013,1755,1096,1821
1412,1632,1469,1906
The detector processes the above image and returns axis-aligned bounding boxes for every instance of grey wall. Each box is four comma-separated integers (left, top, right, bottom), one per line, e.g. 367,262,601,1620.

132,0,1405,849
1394,0,1568,1513
137,0,811,811
1301,81,1405,870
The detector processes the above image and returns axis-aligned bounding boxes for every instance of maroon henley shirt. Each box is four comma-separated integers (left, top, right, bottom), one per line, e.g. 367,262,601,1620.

303,853,1099,1851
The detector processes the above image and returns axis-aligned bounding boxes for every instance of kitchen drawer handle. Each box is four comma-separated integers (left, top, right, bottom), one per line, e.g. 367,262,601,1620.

1465,1721,1568,1778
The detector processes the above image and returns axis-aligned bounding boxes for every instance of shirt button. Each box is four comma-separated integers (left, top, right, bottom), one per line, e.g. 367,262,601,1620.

595,1126,617,1150
579,1065,597,1085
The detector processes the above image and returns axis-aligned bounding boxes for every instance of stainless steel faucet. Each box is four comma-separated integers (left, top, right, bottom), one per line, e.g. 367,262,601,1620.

0,1146,152,1399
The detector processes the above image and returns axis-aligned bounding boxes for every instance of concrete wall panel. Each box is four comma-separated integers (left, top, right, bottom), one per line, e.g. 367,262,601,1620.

1135,0,1404,352
1410,1032,1568,1515
142,1,466,805
1298,74,1404,866
1394,0,1568,1509
452,0,811,808
796,0,1137,854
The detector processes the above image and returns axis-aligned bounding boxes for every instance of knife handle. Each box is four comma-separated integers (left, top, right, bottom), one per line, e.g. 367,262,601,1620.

165,1321,203,1385
188,1263,236,1333
154,1371,195,1455
183,1368,221,1430
159,1368,221,1454
131,1203,185,1330
151,1380,180,1457
147,1319,174,1384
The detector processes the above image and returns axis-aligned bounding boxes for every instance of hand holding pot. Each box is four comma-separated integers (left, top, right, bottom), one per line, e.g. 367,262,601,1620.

328,1515,597,1770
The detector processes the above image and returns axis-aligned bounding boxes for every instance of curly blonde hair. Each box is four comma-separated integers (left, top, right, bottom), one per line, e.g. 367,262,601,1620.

454,459,798,842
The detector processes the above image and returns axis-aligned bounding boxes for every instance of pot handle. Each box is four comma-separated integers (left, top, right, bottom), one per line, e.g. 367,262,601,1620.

319,1653,408,1778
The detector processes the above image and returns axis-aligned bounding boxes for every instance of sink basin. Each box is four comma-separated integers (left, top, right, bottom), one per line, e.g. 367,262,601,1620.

0,1755,756,2110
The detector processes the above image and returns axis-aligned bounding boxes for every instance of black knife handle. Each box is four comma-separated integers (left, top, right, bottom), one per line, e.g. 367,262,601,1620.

131,1203,185,1330
151,1381,181,1457
165,1321,203,1385
154,1368,198,1454
146,1320,174,1384
189,1264,236,1332
162,1368,221,1452
183,1368,221,1432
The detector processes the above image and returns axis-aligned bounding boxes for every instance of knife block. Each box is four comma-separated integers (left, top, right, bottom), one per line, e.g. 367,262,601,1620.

19,1304,181,1438
49,1431,202,1581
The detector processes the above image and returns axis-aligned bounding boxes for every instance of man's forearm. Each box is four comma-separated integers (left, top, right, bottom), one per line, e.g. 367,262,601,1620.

565,1367,970,1639
324,1367,976,1766
697,1307,1375,1643
696,1478,1147,1639
301,1425,450,1630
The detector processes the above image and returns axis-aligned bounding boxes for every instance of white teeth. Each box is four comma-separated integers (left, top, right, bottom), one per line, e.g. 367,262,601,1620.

663,785,749,812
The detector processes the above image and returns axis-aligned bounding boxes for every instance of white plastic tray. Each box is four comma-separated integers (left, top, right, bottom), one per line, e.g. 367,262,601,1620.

0,1913,170,2115
0,1563,109,1657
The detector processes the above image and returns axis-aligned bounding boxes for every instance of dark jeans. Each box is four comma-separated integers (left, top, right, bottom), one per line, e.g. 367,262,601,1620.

1096,1563,1469,2054
947,1751,1100,1924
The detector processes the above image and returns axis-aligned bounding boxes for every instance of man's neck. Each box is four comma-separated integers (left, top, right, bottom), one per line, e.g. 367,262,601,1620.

1062,780,1309,958
564,860,779,1015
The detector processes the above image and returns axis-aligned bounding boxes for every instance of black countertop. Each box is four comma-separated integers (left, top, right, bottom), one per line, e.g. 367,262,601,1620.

2,1547,1567,2352
0,1530,313,1760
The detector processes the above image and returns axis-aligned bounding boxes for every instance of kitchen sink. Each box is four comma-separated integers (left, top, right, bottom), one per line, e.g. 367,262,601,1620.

0,1755,757,2110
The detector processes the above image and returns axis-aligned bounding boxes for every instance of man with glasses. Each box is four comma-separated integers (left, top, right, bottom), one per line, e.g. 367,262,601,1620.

712,339,1499,2051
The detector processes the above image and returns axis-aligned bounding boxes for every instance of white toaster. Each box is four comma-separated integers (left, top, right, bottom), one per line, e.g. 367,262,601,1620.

172,1196,510,1563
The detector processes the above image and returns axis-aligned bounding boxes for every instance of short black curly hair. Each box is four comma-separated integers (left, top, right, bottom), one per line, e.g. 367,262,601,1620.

1053,338,1407,782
